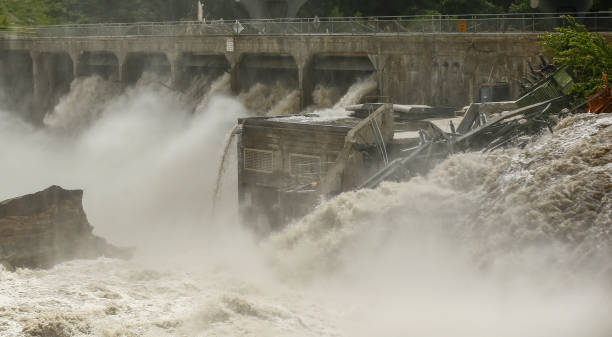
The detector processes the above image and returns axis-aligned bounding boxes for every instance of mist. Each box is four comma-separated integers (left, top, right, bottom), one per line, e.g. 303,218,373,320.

0,74,252,266
264,114,612,337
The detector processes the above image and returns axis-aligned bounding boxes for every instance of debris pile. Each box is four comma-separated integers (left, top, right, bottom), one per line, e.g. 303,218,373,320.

360,66,587,189
237,65,610,229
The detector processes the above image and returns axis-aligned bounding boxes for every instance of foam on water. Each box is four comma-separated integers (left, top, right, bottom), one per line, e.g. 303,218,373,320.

312,84,344,109
0,258,340,336
263,113,612,337
238,80,298,116
268,114,612,274
333,75,378,109
274,75,379,123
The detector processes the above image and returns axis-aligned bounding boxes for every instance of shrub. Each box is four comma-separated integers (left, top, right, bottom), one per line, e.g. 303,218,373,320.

540,15,612,101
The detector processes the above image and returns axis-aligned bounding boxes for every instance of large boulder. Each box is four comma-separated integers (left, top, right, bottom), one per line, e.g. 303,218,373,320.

0,186,130,269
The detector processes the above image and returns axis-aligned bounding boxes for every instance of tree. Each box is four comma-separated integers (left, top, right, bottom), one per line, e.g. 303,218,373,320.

0,0,65,26
508,0,538,13
540,15,612,101
589,0,612,11
439,0,502,14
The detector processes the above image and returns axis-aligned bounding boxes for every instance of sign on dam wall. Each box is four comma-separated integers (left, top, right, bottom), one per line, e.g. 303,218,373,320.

3,32,602,122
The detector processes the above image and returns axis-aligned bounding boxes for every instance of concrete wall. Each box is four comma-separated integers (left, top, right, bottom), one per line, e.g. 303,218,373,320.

3,33,609,120
0,50,33,116
238,117,349,229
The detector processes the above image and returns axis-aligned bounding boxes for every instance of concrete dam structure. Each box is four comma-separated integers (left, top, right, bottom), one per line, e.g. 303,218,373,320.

1,12,610,122
1,33,549,120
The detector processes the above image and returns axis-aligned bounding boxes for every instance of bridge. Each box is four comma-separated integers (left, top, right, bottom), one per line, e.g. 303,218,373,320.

0,13,610,122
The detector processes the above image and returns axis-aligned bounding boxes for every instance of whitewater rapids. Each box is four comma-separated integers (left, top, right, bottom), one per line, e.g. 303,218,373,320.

0,74,611,336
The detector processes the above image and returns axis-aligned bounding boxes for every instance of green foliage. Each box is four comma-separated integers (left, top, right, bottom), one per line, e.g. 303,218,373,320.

439,0,503,14
591,0,612,11
60,0,196,23
0,0,198,26
296,0,524,17
540,16,612,101
508,0,538,13
0,0,64,27
0,0,603,25
329,6,344,17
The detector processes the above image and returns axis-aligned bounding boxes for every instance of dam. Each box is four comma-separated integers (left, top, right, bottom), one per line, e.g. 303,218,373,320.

1,13,610,122
0,9,612,336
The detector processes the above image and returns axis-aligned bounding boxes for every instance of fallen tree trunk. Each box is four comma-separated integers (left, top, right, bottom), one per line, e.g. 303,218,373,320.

0,186,131,270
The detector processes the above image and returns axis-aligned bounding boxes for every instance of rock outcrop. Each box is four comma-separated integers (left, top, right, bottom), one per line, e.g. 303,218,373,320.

0,186,130,269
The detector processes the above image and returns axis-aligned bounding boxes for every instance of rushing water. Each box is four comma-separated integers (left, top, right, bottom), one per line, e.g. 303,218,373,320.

238,80,300,116
0,74,611,336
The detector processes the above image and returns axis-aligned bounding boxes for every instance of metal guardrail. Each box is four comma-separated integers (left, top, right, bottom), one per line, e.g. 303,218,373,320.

0,12,610,38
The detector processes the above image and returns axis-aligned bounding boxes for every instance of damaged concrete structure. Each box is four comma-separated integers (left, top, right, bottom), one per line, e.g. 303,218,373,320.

237,104,394,229
0,186,130,269
237,66,581,229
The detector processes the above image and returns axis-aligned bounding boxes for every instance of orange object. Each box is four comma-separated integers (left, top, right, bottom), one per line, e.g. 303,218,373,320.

457,20,467,33
588,73,612,114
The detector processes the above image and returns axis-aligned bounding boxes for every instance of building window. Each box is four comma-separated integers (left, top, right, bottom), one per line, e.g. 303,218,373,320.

244,148,273,173
290,153,321,178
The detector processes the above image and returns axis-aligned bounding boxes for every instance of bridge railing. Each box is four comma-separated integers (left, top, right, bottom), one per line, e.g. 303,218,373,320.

0,12,610,38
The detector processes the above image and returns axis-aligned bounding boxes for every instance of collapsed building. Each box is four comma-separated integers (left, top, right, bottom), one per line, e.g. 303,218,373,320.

236,65,603,231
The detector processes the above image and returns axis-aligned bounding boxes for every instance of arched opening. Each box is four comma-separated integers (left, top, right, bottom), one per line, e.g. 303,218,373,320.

77,52,120,81
238,54,298,91
33,52,74,120
307,54,377,107
237,54,300,115
0,50,33,114
124,53,170,85
176,53,230,90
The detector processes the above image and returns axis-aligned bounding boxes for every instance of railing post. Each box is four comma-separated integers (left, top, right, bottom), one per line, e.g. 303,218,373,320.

117,51,128,86
229,58,241,94
30,51,47,123
297,55,313,109
431,15,434,33
168,52,182,88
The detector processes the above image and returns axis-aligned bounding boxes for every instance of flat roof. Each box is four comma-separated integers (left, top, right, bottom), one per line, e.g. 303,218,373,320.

238,111,362,130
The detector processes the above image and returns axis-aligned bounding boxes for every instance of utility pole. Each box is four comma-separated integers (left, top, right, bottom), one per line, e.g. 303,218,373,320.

197,1,204,22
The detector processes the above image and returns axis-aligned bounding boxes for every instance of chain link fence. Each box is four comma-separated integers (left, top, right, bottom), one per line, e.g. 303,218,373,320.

0,12,610,38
